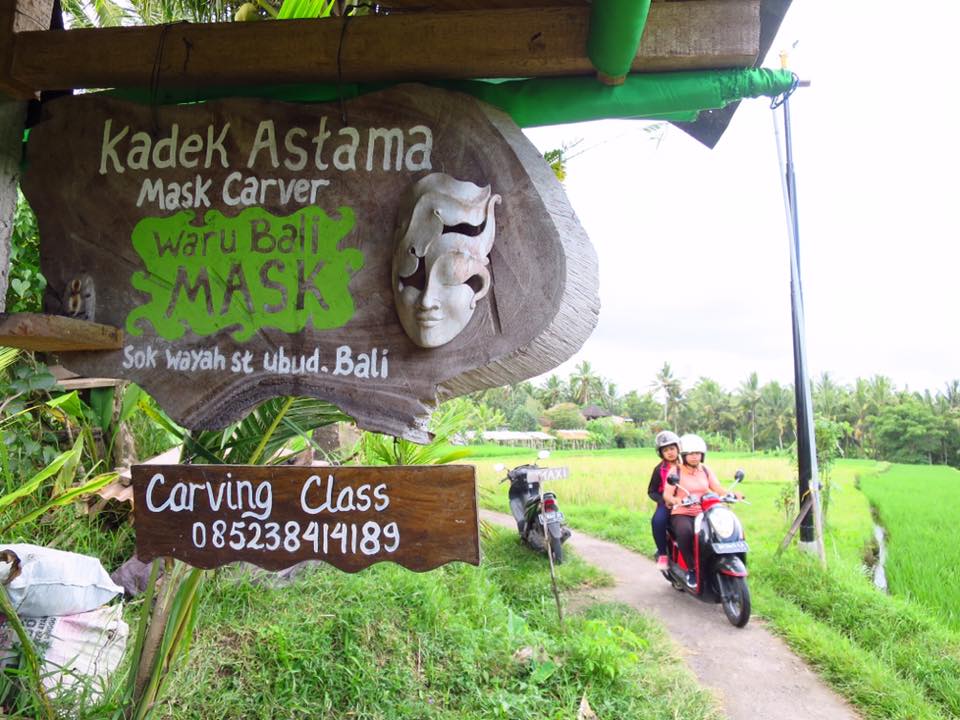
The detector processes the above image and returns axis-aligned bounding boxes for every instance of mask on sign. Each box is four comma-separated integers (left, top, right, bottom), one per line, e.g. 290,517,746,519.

392,173,500,348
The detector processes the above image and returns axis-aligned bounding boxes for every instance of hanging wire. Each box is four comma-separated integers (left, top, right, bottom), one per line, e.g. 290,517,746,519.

769,72,800,110
337,2,389,124
148,24,174,131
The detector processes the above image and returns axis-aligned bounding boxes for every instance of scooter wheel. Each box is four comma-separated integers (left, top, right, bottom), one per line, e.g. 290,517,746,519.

719,575,751,627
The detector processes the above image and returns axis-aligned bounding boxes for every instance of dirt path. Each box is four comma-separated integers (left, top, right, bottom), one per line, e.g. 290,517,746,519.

481,510,860,720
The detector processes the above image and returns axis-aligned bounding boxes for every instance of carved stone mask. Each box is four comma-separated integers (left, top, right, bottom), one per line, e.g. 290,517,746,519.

393,173,501,348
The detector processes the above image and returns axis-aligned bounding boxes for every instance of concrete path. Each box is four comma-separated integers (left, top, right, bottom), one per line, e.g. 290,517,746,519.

481,510,861,720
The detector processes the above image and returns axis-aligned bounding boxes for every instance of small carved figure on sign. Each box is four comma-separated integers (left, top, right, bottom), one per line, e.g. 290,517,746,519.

64,274,96,322
392,173,500,348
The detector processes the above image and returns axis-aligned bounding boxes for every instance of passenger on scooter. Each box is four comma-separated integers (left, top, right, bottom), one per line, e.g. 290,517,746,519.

648,430,682,570
664,433,742,588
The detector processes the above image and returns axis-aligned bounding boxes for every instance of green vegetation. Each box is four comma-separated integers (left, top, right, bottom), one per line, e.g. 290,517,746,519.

859,464,960,631
475,448,960,720
153,529,720,720
469,361,960,467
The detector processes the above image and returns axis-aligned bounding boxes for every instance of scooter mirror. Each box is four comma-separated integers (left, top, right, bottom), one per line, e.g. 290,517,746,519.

537,450,551,460
493,463,505,473
735,469,745,482
667,474,680,486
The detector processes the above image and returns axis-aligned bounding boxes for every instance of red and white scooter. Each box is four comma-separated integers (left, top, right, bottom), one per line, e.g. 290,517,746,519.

662,470,751,627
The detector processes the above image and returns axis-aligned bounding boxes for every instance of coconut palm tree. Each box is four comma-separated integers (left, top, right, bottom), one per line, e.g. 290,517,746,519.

758,381,793,450
538,374,566,408
736,372,761,452
651,362,683,426
569,360,602,406
62,0,238,26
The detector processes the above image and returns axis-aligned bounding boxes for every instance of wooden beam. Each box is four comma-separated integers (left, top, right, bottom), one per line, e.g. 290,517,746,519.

9,2,760,91
0,313,124,351
0,1,56,99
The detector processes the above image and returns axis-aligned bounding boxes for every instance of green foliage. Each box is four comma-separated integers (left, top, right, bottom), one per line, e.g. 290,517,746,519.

150,529,718,720
359,398,473,465
0,356,62,481
508,405,539,432
871,398,947,464
612,426,645,449
543,403,585,430
621,390,660,425
585,418,617,448
485,363,960,469
7,191,46,313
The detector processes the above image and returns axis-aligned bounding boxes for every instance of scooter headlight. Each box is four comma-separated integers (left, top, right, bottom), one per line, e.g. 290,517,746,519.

708,507,739,541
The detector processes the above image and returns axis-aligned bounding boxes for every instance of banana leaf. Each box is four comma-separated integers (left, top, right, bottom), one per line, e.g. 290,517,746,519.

0,438,83,511
1,471,117,533
277,0,335,19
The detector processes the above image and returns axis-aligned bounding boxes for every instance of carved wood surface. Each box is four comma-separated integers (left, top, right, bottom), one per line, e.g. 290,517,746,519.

132,464,480,572
22,85,598,439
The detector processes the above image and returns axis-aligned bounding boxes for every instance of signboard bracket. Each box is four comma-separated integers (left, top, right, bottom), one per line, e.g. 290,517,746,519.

0,312,124,351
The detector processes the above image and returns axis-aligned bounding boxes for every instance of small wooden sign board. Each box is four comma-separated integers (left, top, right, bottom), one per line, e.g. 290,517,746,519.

132,464,479,572
525,467,569,484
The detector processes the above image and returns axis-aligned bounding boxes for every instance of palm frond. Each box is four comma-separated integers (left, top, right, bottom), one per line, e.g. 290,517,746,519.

187,396,350,464
0,348,21,375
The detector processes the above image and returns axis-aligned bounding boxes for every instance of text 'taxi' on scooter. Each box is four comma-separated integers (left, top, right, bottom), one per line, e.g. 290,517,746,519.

498,454,571,563
663,470,751,627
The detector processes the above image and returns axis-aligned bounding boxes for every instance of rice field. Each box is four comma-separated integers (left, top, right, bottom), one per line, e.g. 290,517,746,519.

859,464,960,632
473,447,876,567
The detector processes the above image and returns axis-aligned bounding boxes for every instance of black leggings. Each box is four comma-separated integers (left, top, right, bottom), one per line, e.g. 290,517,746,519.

671,515,696,569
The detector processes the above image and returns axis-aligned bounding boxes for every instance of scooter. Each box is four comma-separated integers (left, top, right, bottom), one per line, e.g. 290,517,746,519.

662,470,751,627
499,458,571,563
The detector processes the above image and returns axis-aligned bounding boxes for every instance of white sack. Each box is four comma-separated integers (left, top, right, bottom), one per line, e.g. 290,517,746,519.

0,604,129,704
0,544,123,617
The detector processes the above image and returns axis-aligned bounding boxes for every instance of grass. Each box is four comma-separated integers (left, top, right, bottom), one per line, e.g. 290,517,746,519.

149,528,721,720
859,463,960,631
472,446,960,720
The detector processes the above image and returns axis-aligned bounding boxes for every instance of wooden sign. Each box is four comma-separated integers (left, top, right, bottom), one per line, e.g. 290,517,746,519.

131,464,479,572
21,85,599,440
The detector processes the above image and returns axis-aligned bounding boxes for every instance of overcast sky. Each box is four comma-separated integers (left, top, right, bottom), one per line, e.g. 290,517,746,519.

522,1,959,398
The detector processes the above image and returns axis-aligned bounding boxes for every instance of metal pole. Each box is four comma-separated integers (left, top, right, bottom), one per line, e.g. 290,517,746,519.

773,65,825,562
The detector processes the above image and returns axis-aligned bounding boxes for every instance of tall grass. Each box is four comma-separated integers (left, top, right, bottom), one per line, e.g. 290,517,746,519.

151,529,721,720
859,464,960,631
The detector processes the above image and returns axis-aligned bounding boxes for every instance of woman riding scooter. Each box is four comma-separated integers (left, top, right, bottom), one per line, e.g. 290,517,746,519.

648,430,682,570
663,433,742,587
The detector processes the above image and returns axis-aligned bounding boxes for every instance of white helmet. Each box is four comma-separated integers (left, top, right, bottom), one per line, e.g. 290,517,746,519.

655,430,681,456
679,433,707,459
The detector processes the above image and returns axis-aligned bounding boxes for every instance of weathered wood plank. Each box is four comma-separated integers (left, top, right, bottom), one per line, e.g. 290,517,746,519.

0,1,55,98
132,464,480,572
9,2,760,92
0,312,124,351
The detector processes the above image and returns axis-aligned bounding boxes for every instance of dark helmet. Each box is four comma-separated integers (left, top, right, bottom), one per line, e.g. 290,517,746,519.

655,430,681,457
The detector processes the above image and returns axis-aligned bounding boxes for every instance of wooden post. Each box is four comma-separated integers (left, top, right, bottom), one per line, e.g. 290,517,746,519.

0,1,56,311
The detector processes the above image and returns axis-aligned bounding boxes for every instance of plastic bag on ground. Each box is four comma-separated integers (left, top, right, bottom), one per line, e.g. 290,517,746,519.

0,603,129,705
0,544,123,617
